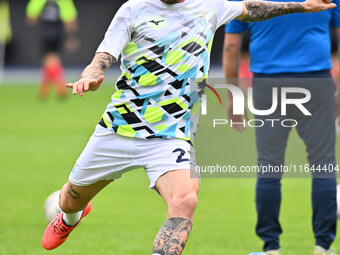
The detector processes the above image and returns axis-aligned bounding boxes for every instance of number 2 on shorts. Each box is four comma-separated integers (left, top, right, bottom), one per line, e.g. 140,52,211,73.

172,148,190,163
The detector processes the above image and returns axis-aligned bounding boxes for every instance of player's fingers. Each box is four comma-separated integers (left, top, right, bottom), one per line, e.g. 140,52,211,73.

88,79,98,91
65,83,74,88
83,79,90,92
72,81,78,95
97,75,105,85
77,79,84,96
324,3,337,9
90,79,98,86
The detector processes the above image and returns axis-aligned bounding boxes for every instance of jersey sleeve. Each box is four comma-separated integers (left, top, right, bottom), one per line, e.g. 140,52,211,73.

59,0,78,23
214,0,243,28
26,0,45,19
224,0,247,33
96,2,133,60
331,0,340,27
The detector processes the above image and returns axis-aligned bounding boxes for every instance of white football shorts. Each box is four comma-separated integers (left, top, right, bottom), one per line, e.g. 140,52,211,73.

69,125,197,190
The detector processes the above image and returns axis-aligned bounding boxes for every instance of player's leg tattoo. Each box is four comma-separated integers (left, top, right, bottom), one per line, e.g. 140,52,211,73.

167,219,192,254
66,184,80,199
153,217,193,255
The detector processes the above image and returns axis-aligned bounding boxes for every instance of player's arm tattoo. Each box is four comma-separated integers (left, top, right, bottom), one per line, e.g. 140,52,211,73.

240,1,306,22
81,53,116,80
67,184,81,199
153,218,193,255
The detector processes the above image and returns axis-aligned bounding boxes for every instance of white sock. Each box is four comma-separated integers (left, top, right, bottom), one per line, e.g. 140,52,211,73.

62,211,83,226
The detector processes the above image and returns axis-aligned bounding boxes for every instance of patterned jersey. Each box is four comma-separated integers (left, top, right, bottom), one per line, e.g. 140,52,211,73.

97,0,242,140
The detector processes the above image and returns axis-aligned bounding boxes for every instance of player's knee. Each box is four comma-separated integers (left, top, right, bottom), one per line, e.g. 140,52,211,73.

172,192,198,212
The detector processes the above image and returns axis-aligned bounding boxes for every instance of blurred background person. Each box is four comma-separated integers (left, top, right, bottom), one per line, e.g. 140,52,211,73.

331,28,339,79
224,0,340,254
0,0,12,83
223,29,252,92
26,0,79,99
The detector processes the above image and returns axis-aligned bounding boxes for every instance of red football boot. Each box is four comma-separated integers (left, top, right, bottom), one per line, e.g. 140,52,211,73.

42,202,92,250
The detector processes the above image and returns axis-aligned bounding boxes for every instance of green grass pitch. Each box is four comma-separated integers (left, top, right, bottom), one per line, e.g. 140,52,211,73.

0,83,339,255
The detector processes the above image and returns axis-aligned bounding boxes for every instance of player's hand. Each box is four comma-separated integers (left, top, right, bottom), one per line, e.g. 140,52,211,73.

302,0,336,12
66,76,105,96
335,90,340,125
227,97,249,133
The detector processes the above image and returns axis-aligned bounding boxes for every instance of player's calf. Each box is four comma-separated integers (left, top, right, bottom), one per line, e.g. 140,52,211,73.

59,183,87,214
59,180,111,213
153,217,193,255
153,169,199,254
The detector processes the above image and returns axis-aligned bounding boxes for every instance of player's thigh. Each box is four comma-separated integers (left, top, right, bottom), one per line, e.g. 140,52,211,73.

137,138,199,218
60,179,112,213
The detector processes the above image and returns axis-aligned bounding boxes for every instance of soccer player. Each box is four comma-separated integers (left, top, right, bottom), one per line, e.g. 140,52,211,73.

26,0,79,99
224,1,340,254
42,0,337,254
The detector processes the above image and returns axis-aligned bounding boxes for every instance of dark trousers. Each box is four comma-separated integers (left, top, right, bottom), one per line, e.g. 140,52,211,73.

253,71,337,251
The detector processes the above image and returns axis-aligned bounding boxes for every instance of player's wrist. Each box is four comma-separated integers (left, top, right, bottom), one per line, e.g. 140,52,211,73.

300,1,313,13
80,74,99,81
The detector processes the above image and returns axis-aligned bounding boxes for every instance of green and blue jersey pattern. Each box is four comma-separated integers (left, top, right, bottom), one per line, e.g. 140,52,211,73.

97,0,242,140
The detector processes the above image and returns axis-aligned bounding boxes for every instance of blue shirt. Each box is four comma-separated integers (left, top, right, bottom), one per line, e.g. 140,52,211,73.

225,0,340,74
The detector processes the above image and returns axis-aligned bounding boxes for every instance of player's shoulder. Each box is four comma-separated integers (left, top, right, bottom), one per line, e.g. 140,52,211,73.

123,0,146,8
116,0,146,18
206,0,241,10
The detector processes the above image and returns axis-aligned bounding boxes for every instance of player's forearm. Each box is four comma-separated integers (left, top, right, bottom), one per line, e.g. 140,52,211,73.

239,0,308,22
81,53,116,79
223,44,240,80
224,44,241,102
223,33,242,89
